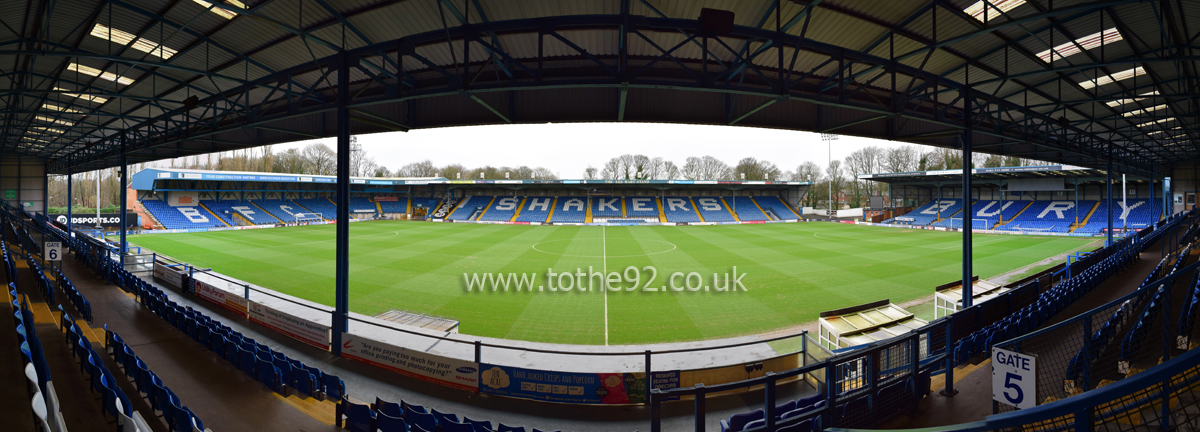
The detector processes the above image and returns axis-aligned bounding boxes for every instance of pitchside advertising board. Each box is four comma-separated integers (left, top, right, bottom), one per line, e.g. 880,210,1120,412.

193,279,249,316
248,301,330,350
340,334,480,391
51,213,128,227
152,262,186,289
993,347,1037,409
478,365,679,404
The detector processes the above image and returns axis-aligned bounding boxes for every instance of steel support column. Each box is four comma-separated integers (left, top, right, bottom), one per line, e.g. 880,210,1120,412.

67,171,72,233
1107,158,1113,247
331,52,352,356
962,89,973,309
119,147,128,257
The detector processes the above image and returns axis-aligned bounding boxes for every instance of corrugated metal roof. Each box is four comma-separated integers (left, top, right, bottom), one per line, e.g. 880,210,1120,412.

2,0,1197,173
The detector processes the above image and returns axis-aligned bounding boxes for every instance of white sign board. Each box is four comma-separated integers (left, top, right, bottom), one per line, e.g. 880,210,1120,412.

993,347,1036,409
44,242,61,261
248,301,330,350
340,333,480,392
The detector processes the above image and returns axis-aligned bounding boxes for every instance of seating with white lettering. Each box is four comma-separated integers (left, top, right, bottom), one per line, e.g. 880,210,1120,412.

753,196,801,220
623,197,659,218
662,197,701,223
292,198,337,219
590,197,623,218
202,200,276,225
446,196,493,221
994,200,1094,233
884,199,962,226
140,199,227,230
480,196,523,221
550,197,588,223
694,197,736,222
1074,199,1163,234
515,197,554,222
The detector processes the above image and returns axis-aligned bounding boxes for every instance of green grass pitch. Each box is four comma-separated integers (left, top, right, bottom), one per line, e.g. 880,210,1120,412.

129,221,1096,345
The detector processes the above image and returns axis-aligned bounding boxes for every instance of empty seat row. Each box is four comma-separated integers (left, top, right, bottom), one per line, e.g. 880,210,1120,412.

343,394,561,432
721,393,824,432
11,280,68,432
116,269,346,403
104,327,208,432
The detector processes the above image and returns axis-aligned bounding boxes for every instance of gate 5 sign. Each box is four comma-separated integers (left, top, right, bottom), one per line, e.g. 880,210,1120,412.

993,347,1036,409
44,242,62,262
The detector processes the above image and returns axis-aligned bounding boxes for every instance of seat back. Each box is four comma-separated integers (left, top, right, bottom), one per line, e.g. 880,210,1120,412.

376,412,408,432
375,397,402,418
343,399,376,432
406,408,437,432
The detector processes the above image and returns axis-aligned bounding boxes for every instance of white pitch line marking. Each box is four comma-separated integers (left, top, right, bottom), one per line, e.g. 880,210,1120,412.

603,225,609,346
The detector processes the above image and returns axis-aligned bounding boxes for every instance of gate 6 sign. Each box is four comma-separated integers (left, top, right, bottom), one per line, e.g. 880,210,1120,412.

993,347,1036,409
45,242,62,262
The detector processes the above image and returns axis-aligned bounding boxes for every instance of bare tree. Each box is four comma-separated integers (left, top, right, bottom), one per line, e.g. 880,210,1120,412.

531,167,557,179
301,143,336,175
732,157,782,180
662,161,680,180
583,166,598,179
792,161,823,182
681,156,731,180
883,145,919,173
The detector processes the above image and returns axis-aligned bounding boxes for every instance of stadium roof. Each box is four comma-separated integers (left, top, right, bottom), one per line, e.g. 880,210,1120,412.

858,164,1155,183
130,167,811,190
4,0,1199,175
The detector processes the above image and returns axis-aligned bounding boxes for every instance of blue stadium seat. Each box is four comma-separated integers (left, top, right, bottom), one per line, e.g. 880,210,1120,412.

342,398,376,432
720,409,763,432
375,397,402,418
377,412,408,432
729,197,769,221
994,200,1095,233
753,196,801,220
623,197,659,219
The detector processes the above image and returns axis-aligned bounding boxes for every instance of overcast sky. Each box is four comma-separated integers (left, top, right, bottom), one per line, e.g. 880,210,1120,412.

266,122,919,178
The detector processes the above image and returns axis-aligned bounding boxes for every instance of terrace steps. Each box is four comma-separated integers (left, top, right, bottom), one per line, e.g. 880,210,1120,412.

620,198,627,218
1071,201,1102,233
477,197,498,220
747,197,769,220
249,201,282,223
511,197,527,222
375,201,383,214
657,198,667,222
198,202,229,227
690,198,706,222
721,197,740,221
584,198,593,223
546,198,557,223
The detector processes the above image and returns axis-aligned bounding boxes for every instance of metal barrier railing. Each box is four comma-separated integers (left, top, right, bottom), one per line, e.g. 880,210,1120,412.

994,252,1200,413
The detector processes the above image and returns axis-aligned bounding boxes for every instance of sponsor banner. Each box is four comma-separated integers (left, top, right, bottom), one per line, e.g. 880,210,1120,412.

194,280,249,316
895,217,915,222
480,364,674,404
249,302,330,350
741,220,765,224
353,210,375,213
341,334,479,391
153,262,185,289
51,213,127,227
838,220,856,224
374,196,399,202
431,218,444,222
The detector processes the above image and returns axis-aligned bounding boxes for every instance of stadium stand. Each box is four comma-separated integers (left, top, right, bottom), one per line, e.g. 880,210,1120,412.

994,200,1095,233
753,196,800,220
883,199,963,226
293,198,337,220
550,197,588,223
377,198,409,214
447,196,492,221
1074,199,1162,234
349,197,378,215
256,200,306,222
929,200,1021,229
661,197,701,223
694,197,736,222
591,197,623,219
729,197,768,221
515,197,554,222
479,197,522,222
203,200,277,225
140,199,227,230
624,197,660,219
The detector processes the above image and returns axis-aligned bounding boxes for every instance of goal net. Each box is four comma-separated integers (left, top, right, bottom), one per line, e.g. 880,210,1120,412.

293,212,325,222
947,218,997,230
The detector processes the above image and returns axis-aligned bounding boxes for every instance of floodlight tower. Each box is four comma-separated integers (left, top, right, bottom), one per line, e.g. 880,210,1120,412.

821,133,838,220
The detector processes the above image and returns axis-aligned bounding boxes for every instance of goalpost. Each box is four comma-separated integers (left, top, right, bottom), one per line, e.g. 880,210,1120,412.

947,218,997,230
294,212,325,223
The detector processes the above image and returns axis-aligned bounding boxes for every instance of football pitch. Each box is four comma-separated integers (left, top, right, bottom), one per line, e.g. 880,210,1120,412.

128,221,1096,345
